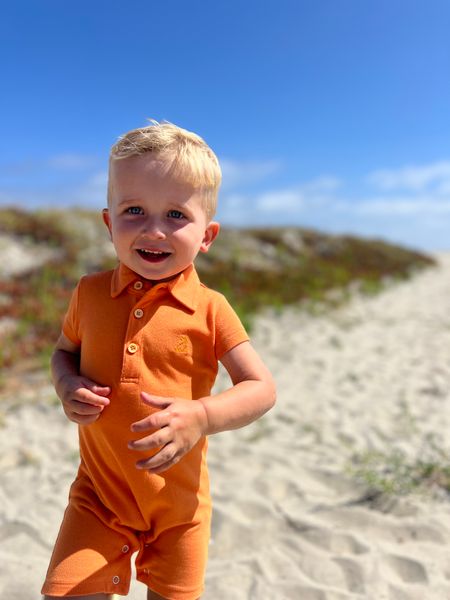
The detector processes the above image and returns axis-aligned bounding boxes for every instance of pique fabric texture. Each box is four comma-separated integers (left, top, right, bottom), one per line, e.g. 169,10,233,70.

42,263,248,599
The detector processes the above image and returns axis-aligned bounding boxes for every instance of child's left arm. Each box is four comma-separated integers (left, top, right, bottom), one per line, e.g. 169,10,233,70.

128,341,275,473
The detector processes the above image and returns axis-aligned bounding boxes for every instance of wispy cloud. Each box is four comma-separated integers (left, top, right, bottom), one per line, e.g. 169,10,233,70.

220,158,282,190
218,159,450,249
74,171,108,206
219,176,341,224
256,189,304,212
253,177,341,212
47,153,99,170
345,196,450,216
358,160,450,226
301,176,342,194
0,169,108,209
2,152,450,249
0,154,100,177
0,154,105,208
367,160,450,193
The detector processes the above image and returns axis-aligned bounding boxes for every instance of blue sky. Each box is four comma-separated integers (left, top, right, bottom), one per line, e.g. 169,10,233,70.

1,0,450,250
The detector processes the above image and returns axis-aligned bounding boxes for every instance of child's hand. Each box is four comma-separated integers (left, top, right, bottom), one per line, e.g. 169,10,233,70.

128,392,208,473
56,374,111,425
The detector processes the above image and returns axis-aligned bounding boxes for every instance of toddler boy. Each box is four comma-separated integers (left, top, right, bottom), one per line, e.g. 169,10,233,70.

42,121,275,600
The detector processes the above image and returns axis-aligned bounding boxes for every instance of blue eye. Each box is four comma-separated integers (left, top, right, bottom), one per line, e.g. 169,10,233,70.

168,210,185,219
126,206,144,215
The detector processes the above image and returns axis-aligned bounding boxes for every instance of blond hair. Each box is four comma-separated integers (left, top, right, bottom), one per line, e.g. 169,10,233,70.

108,120,221,220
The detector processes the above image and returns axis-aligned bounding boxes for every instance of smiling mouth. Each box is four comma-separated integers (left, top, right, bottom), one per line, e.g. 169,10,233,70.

137,249,171,263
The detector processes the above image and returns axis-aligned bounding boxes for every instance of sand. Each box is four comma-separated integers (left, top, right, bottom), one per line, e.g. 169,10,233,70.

1,254,450,599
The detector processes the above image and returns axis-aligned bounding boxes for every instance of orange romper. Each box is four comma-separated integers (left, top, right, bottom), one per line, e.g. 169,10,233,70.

41,263,248,599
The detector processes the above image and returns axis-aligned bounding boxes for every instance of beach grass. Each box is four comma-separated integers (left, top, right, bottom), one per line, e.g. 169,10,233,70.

349,443,450,497
0,207,435,374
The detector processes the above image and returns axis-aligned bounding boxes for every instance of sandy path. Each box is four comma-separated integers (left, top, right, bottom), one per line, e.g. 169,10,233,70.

1,254,450,599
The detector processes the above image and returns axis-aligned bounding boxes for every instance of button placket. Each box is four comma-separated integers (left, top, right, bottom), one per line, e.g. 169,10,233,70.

120,287,162,382
120,299,147,381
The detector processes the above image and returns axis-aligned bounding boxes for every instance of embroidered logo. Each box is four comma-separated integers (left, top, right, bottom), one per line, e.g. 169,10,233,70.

174,335,190,354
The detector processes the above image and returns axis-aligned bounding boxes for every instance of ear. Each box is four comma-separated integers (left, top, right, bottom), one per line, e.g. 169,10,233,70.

200,221,220,253
102,208,113,239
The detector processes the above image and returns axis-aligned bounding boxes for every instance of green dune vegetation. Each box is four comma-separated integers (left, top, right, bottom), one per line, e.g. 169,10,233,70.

0,207,435,373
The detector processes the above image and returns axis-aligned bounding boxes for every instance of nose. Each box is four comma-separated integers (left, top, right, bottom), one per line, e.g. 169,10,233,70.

141,215,166,240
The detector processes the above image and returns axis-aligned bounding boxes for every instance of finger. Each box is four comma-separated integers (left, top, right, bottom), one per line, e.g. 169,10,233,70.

82,377,111,395
68,400,104,415
128,428,172,451
140,392,171,409
89,384,111,397
130,410,171,432
144,460,178,474
75,387,110,407
68,411,100,425
136,444,181,471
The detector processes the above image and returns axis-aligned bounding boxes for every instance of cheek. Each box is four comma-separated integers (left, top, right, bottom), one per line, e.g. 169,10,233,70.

173,225,202,246
112,220,135,239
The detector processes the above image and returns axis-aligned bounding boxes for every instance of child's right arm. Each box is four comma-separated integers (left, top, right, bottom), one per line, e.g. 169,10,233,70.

51,333,111,425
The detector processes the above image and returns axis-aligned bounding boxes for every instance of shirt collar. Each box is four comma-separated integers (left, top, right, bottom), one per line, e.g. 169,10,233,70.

110,262,201,312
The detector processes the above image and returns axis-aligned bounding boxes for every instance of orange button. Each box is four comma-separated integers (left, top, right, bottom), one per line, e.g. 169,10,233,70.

133,281,143,290
134,308,144,319
127,343,139,354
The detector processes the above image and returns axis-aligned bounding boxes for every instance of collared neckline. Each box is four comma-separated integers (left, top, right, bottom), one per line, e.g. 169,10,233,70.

110,262,201,312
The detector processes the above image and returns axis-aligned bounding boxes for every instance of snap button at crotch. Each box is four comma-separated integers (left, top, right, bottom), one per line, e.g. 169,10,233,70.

121,544,130,553
112,575,120,584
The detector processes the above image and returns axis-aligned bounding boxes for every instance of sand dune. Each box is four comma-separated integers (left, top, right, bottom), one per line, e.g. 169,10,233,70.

1,254,450,599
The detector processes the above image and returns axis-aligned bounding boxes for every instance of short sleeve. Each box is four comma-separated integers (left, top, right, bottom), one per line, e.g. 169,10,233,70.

62,280,82,347
214,293,249,360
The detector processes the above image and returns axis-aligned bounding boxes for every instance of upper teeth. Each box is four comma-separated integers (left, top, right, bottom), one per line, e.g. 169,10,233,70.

140,249,165,254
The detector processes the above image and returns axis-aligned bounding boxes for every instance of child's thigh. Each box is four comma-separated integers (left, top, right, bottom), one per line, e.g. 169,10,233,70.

42,499,139,597
136,519,209,600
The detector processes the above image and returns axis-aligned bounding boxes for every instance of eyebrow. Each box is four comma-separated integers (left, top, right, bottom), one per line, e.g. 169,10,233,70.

116,198,138,206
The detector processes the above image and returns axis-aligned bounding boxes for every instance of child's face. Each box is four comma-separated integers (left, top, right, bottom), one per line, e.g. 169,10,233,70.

104,155,219,282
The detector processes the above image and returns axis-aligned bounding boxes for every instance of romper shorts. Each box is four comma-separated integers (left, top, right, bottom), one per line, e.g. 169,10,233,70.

41,476,211,599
